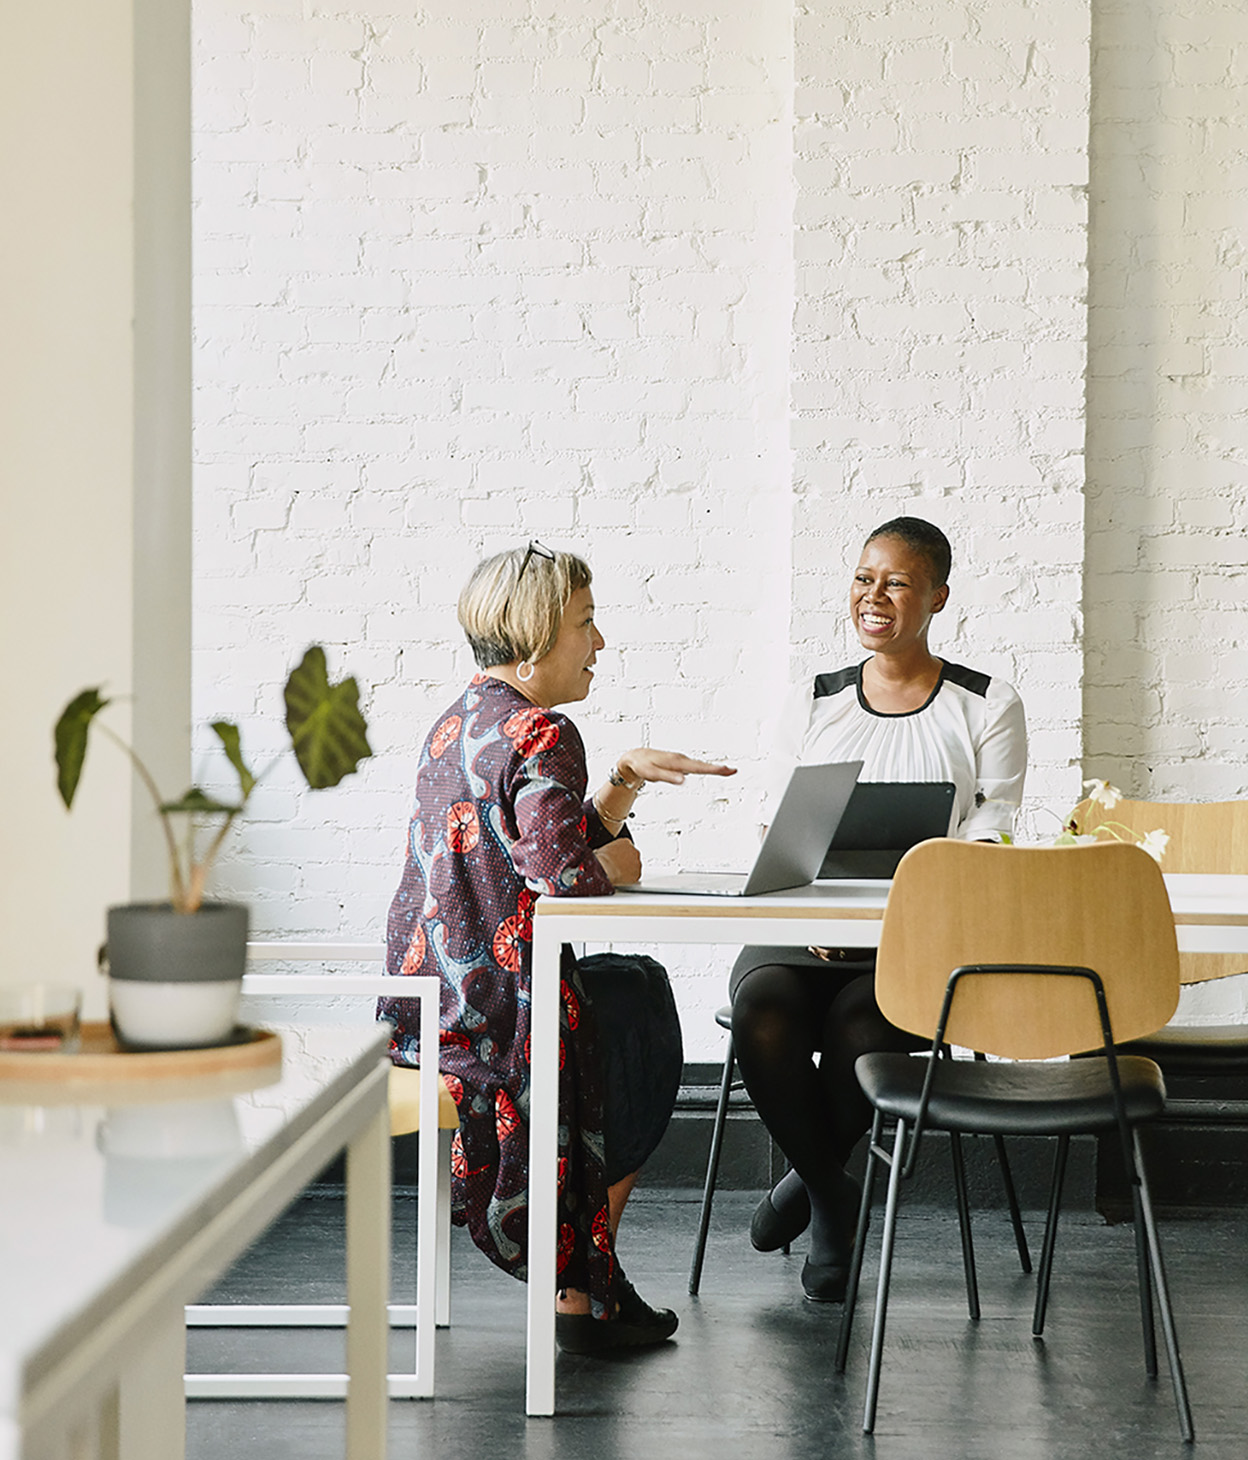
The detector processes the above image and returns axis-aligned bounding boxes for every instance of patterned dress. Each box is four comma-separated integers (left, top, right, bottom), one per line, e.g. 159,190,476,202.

382,674,622,1313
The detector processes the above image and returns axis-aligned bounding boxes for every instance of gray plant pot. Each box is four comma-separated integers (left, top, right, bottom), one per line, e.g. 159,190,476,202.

105,901,249,1050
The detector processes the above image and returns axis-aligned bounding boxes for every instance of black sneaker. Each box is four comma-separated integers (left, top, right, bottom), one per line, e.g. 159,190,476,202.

616,1276,679,1338
555,1278,679,1354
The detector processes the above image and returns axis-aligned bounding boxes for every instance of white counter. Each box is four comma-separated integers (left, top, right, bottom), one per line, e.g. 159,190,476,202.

0,1023,392,1460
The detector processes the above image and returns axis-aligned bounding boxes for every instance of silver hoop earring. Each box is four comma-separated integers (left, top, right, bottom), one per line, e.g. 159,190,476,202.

516,661,535,682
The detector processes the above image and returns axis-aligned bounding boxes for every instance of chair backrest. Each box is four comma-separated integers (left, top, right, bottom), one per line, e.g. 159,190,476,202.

1082,797,1248,874
875,839,1180,1059
1092,797,1248,985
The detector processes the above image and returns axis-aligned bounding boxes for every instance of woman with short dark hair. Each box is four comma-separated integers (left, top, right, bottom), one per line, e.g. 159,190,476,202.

383,542,734,1352
731,516,1027,1303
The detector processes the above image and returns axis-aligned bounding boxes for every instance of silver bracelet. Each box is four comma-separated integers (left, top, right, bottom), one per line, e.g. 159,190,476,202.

608,766,644,793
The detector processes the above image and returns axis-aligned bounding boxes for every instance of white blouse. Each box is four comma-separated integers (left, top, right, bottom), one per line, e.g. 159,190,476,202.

764,660,1028,843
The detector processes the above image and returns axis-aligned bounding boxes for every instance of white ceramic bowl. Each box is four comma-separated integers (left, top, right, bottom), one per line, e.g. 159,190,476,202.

109,977,241,1050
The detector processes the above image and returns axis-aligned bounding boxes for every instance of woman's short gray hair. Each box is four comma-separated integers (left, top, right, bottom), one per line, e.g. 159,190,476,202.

458,545,593,668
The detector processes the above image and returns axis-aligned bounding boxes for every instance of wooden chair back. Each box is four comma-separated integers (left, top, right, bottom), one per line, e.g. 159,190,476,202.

876,839,1179,1059
1091,797,1248,984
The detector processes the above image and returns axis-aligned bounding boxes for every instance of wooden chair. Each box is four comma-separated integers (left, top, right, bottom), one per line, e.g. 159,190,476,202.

1089,797,1248,1076
835,840,1193,1441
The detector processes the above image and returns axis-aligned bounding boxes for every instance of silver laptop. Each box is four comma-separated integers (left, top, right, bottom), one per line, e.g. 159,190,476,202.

618,760,863,898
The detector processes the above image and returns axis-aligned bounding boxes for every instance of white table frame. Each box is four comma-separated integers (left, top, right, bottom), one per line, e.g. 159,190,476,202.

524,872,1248,1416
6,1026,394,1460
184,967,442,1402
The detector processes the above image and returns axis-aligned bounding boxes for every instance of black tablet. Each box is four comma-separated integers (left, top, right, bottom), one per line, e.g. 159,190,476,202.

819,781,957,880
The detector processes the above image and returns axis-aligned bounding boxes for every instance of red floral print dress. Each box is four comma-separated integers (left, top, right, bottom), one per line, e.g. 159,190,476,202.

382,676,623,1314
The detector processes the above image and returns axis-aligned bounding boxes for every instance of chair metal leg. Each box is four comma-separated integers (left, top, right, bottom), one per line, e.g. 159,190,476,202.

991,1134,1032,1274
836,1109,883,1373
863,1116,909,1434
1129,1180,1158,1379
688,1030,737,1295
1032,1133,1069,1337
949,1131,980,1321
1132,1131,1195,1443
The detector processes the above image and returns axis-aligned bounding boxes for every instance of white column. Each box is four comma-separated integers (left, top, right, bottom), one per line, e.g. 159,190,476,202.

0,0,191,1010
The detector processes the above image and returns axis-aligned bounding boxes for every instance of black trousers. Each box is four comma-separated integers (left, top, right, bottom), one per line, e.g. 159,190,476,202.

728,944,924,1194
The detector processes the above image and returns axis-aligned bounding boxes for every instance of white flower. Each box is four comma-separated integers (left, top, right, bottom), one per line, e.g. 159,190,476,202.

1139,828,1170,863
1082,777,1123,811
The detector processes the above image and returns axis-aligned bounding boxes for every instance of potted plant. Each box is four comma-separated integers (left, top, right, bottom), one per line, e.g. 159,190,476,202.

55,646,372,1049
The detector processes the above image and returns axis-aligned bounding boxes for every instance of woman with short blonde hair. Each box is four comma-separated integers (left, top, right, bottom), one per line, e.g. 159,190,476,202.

457,542,592,669
384,541,735,1353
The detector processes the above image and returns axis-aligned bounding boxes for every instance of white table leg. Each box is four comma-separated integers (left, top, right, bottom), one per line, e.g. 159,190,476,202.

346,1093,390,1460
413,974,441,1394
118,1309,186,1460
526,921,561,1416
22,1388,119,1460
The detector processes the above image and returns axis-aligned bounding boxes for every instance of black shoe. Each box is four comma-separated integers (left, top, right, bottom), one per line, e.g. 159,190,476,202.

801,1257,849,1304
750,1181,811,1252
616,1276,679,1338
555,1279,678,1354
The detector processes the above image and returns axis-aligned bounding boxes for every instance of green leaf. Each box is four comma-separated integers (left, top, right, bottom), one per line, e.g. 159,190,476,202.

159,787,242,816
284,646,373,791
211,720,256,802
54,688,110,808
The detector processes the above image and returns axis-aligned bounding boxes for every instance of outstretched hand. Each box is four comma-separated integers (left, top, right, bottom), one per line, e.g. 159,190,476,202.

617,749,737,786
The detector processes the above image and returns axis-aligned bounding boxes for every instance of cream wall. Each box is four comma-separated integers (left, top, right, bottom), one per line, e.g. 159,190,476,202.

0,1,191,1008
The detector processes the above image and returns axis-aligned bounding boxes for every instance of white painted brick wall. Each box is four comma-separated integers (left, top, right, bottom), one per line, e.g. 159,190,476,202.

791,0,1090,837
193,0,794,1054
1083,0,1248,1027
191,0,1248,1053
1084,0,1248,804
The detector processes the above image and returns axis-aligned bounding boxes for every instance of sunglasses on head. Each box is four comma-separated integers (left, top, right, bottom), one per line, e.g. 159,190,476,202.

516,539,555,582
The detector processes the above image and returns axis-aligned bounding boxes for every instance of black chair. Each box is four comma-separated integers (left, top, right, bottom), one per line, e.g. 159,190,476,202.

835,839,1193,1442
689,1009,1034,1296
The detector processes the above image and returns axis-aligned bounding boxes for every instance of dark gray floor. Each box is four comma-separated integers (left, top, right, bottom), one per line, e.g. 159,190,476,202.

187,1188,1247,1458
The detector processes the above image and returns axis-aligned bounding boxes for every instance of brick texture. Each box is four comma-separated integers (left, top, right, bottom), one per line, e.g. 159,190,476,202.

791,0,1089,840
1085,0,1248,804
193,0,1248,1052
193,1,795,1046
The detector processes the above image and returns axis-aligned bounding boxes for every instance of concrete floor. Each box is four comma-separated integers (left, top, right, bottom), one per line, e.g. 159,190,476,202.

187,1187,1247,1459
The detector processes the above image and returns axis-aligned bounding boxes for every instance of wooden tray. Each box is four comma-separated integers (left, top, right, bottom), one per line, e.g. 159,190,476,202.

0,1022,282,1089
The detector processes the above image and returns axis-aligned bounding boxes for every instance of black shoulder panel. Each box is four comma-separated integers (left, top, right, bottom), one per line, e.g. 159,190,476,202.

941,662,991,698
813,666,859,699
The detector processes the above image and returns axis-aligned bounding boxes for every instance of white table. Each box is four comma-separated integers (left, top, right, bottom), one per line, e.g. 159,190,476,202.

525,872,1248,1415
0,1024,393,1460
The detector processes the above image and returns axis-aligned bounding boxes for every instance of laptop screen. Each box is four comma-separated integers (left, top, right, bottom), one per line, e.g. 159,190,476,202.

818,781,956,880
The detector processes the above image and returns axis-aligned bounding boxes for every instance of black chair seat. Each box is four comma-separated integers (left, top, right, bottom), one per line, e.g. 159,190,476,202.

855,1052,1166,1136
1119,1023,1248,1078
690,1006,1034,1294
